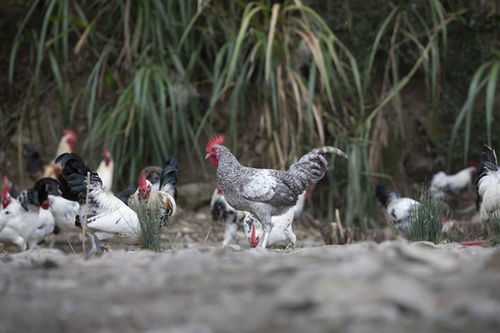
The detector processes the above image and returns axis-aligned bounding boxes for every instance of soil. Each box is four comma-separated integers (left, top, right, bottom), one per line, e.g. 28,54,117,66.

1,239,499,333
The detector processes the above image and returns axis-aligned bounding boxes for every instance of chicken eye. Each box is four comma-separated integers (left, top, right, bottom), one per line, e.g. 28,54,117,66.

5,211,9,215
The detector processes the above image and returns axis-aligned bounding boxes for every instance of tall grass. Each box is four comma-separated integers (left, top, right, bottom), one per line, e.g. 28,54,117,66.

6,0,491,229
450,56,500,163
135,199,167,252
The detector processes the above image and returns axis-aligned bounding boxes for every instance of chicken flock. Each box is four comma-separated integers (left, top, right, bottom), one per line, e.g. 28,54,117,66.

1,130,499,254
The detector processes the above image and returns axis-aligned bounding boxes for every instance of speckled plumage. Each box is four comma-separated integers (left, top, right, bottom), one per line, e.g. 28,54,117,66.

212,144,347,247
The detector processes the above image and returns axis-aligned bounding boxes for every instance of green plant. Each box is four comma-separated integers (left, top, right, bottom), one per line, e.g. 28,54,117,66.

135,199,171,252
409,188,447,242
6,0,482,230
450,54,500,163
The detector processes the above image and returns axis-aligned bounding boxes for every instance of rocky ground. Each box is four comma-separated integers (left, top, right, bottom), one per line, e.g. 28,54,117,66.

1,240,500,333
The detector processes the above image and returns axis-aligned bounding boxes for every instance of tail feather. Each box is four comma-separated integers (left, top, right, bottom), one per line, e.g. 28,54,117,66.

160,157,179,198
35,178,60,196
55,153,102,202
286,146,347,194
476,145,498,187
375,185,400,208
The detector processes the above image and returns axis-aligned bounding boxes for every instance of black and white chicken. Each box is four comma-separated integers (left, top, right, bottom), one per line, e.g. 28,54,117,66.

56,153,140,254
375,185,420,233
476,145,500,222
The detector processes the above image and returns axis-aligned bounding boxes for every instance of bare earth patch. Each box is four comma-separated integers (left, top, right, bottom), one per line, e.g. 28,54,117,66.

1,241,500,333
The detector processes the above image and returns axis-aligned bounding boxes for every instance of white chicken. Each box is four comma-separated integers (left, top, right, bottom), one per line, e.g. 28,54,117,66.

0,178,55,250
56,153,140,256
35,177,81,233
476,145,500,222
375,185,420,233
42,129,78,179
429,164,477,200
96,148,114,193
243,207,296,248
240,188,311,248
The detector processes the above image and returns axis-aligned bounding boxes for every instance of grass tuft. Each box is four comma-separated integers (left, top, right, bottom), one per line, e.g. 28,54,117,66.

135,199,171,252
409,188,447,243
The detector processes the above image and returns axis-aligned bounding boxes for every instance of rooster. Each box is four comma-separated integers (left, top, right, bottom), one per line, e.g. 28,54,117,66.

41,129,78,179
128,157,179,229
96,148,114,192
375,186,420,233
116,166,163,204
210,187,245,247
0,178,55,250
429,164,477,200
56,153,139,254
205,135,347,248
476,145,500,222
243,208,296,248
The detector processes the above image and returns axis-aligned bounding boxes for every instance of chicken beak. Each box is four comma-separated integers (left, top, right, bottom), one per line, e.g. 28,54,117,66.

205,153,210,160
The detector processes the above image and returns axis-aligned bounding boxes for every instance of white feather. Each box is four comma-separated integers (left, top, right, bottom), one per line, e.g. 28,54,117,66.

429,167,475,199
96,160,114,193
243,207,296,247
385,197,420,232
48,195,80,232
242,170,277,200
0,198,52,250
28,208,55,248
478,170,500,222
87,206,140,244
293,191,306,219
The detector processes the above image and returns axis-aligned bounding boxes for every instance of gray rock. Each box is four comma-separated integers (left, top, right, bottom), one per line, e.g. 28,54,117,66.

177,182,215,210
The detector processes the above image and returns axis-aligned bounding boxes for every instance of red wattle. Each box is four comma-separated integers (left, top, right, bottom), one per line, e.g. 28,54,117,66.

41,200,50,210
250,224,257,247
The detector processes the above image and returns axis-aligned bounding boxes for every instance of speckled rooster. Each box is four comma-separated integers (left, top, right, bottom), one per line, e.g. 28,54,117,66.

205,135,347,248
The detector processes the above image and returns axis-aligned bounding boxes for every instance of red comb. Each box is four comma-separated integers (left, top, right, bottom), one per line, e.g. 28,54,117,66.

2,187,9,200
250,223,257,247
468,161,478,169
205,135,224,153
63,129,77,140
138,172,147,188
102,148,110,157
2,176,10,187
2,187,10,208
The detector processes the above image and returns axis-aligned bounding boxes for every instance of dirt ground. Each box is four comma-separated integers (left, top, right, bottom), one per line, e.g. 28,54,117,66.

1,235,500,333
